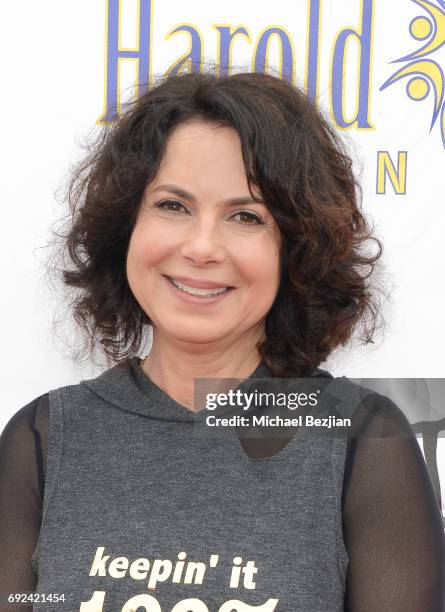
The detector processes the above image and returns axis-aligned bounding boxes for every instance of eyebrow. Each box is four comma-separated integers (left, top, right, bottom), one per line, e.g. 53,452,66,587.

149,183,265,207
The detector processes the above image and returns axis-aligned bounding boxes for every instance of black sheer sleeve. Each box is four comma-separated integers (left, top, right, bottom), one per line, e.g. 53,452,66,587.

0,394,48,607
342,392,445,611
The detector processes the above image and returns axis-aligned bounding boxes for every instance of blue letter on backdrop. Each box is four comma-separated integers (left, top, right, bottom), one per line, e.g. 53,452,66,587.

165,25,203,76
100,0,152,122
331,0,374,129
306,0,322,103
214,26,251,77
254,27,295,83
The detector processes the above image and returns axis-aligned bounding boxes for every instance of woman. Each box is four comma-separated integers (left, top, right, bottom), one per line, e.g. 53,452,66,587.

0,69,443,611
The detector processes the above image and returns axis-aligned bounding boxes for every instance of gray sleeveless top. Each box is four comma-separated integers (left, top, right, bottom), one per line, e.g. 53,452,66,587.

30,357,361,612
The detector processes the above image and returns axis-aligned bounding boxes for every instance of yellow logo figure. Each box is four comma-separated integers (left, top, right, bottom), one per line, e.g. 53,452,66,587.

381,0,445,148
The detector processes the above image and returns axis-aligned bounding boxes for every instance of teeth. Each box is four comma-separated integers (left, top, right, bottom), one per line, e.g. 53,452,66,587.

170,278,229,297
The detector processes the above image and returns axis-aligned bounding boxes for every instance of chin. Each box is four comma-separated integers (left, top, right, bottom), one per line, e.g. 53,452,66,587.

161,321,234,345
172,331,230,345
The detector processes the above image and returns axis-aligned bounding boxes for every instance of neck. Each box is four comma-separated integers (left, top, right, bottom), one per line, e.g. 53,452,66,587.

141,326,265,411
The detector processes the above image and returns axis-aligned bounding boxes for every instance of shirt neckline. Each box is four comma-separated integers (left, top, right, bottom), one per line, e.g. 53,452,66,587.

129,356,273,422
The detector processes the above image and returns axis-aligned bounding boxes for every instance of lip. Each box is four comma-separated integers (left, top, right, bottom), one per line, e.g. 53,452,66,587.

163,275,234,305
163,275,234,289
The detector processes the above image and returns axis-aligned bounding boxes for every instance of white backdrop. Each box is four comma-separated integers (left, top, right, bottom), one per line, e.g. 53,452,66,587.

1,0,444,500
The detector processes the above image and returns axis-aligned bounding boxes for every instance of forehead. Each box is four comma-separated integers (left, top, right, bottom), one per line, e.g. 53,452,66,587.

149,119,260,197
154,121,245,177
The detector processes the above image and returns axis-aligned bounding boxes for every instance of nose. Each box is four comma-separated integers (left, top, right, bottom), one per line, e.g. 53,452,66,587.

180,217,226,265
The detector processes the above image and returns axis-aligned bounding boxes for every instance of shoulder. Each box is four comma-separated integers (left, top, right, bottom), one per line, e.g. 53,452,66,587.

0,394,50,501
330,376,415,439
0,393,49,454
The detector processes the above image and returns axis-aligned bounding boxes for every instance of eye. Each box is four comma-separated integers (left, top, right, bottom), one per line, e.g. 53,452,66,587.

230,211,264,225
156,200,189,213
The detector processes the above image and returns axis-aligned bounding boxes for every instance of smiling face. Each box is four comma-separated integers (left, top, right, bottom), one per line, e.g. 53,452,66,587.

126,119,282,349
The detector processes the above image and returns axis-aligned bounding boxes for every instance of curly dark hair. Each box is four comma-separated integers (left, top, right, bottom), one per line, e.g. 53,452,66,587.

43,66,386,377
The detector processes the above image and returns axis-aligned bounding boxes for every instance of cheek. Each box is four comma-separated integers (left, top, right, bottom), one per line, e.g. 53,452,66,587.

127,218,175,268
234,238,281,291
